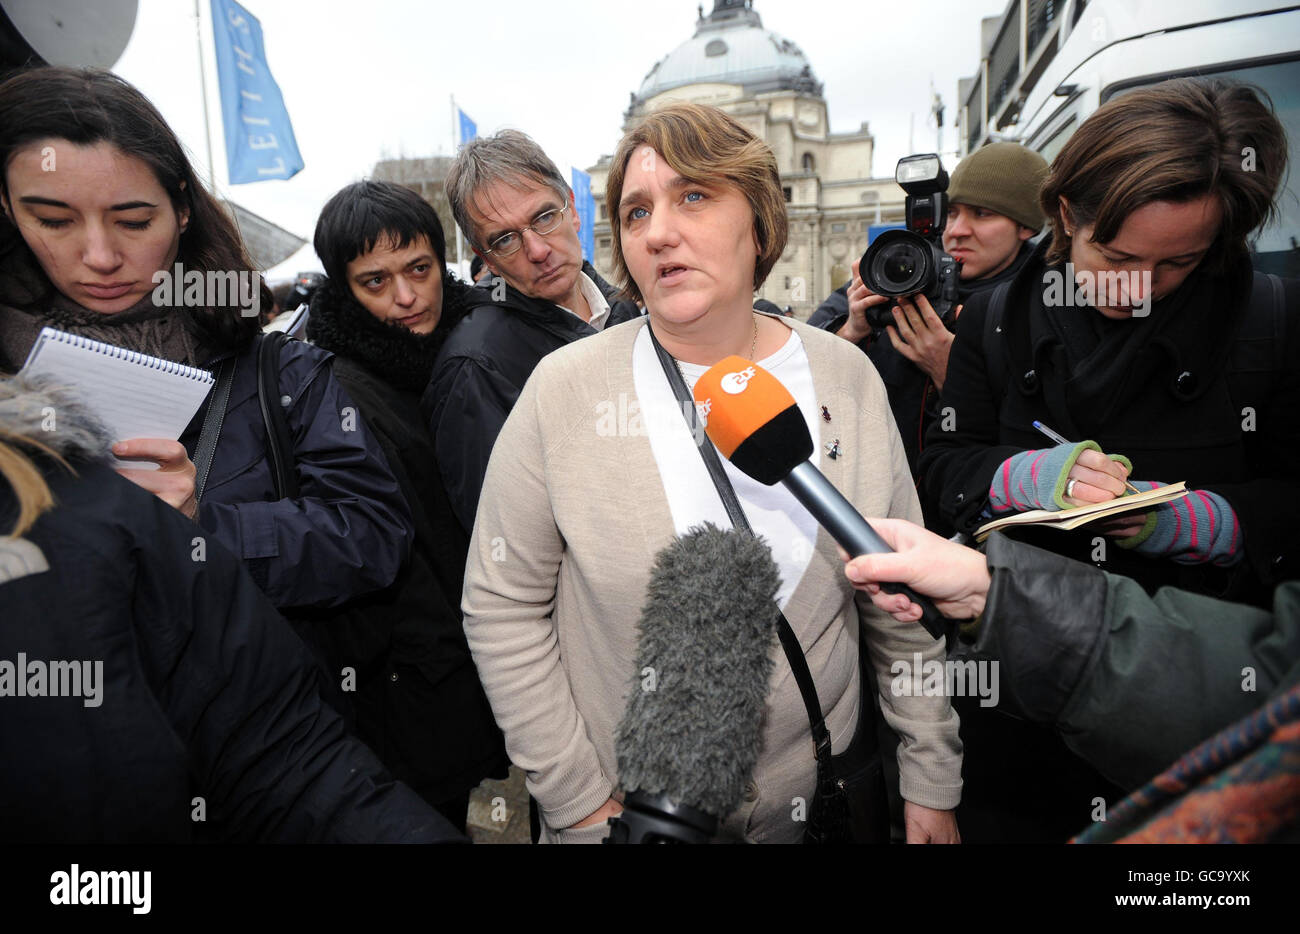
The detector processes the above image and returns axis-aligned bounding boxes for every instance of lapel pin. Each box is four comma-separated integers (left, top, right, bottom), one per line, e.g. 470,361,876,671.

826,438,841,460
820,405,831,422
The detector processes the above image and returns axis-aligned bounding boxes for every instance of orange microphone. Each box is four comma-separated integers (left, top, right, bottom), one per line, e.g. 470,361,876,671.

695,357,949,640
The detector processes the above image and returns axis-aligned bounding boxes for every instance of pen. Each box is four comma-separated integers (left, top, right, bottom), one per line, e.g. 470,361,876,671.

1032,420,1141,494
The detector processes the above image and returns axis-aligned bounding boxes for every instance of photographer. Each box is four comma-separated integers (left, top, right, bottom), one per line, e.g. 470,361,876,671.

809,143,1047,494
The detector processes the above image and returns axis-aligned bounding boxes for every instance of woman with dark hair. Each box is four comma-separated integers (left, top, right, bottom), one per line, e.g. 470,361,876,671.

306,180,508,832
0,67,413,611
921,78,1299,606
917,77,1300,843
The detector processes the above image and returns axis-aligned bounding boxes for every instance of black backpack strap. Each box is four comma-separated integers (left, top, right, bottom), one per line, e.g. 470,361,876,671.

1265,272,1285,379
982,280,1013,415
257,331,300,500
192,356,236,507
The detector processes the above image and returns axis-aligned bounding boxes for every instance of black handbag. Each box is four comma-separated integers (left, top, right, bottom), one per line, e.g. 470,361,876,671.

648,322,888,843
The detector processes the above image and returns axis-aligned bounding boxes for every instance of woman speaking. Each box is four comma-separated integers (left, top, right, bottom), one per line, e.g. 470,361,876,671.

461,102,962,843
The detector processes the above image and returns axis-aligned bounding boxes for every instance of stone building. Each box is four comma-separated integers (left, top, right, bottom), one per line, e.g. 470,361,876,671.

586,0,905,316
370,155,466,264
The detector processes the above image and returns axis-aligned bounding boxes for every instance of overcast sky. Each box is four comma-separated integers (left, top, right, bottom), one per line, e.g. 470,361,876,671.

114,0,1007,265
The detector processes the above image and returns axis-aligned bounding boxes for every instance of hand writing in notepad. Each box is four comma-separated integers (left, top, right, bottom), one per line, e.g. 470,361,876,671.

112,439,198,521
1063,447,1131,507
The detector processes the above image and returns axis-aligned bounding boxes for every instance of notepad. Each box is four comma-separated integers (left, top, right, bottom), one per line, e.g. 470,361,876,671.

19,327,215,470
975,481,1190,543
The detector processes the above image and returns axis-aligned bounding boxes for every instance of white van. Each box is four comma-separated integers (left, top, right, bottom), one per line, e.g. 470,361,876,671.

975,0,1300,276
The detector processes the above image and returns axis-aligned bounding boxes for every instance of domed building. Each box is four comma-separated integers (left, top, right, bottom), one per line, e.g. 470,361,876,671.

587,0,905,316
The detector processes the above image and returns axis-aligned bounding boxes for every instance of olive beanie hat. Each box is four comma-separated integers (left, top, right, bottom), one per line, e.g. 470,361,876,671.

948,142,1049,230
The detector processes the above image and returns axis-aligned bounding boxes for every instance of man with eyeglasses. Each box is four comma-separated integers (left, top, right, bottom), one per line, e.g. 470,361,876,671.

423,129,641,532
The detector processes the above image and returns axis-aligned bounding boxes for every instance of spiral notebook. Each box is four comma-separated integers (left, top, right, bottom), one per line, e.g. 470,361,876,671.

19,327,215,470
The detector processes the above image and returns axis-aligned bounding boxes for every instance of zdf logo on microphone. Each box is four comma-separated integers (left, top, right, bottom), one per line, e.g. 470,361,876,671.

720,366,757,395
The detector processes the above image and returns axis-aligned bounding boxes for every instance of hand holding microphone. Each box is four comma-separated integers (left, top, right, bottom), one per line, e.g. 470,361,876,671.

841,518,990,623
692,356,955,640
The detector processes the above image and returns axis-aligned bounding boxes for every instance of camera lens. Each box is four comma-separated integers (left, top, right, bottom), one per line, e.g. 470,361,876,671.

882,252,917,284
871,241,928,294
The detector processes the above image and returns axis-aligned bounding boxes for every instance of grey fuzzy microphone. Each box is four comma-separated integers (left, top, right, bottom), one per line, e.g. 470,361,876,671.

606,523,780,844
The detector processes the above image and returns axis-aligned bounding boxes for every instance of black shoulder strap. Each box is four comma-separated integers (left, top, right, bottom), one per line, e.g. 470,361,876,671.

257,331,300,500
1265,272,1285,378
192,356,236,507
647,322,834,762
983,280,1013,414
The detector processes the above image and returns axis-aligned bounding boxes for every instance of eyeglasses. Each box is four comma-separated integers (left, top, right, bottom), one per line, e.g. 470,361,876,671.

483,203,568,257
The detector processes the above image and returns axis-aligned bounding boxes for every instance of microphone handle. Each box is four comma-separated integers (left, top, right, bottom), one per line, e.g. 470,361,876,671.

784,462,950,641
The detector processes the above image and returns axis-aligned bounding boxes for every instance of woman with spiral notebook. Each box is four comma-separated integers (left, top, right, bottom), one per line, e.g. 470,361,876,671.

0,67,414,612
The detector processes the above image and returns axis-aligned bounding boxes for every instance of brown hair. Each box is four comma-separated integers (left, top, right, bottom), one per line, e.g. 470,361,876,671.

1040,78,1287,269
604,102,787,303
0,67,266,351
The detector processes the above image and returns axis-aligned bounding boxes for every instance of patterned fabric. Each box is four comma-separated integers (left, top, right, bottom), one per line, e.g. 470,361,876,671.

1073,682,1300,843
988,441,1131,514
1115,480,1242,566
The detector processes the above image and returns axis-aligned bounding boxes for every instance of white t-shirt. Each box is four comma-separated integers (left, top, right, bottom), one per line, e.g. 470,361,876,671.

631,323,821,610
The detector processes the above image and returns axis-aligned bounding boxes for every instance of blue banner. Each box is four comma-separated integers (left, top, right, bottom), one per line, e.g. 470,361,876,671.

571,168,594,263
458,108,477,146
210,0,303,184
868,223,906,243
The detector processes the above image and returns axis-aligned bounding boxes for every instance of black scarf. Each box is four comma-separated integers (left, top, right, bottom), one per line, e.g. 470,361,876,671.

1019,241,1252,433
306,276,467,393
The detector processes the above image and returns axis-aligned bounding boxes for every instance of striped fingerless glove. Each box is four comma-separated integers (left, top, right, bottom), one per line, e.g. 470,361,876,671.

1114,482,1243,566
989,441,1131,514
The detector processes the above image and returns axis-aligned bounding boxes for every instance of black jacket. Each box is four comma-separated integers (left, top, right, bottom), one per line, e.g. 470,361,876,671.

807,244,1033,530
305,279,508,808
183,334,415,609
920,238,1300,602
967,532,1300,793
423,262,641,530
0,378,457,843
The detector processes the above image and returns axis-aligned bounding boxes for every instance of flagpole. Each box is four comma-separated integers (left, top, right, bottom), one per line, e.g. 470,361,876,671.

451,94,464,272
195,0,218,192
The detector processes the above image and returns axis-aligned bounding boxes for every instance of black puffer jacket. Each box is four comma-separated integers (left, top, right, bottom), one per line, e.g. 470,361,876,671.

920,239,1300,603
0,376,458,843
423,263,642,531
306,278,508,813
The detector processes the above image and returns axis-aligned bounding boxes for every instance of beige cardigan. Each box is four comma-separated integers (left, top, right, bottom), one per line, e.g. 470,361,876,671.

462,315,962,842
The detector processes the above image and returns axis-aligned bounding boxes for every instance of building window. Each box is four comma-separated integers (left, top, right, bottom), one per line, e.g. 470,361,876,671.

599,238,610,248
831,223,846,233
599,204,607,219
783,186,792,203
802,152,815,172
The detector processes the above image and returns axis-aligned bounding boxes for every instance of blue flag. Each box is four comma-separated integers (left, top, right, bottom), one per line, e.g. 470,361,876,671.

210,0,303,184
458,108,477,146
571,168,594,263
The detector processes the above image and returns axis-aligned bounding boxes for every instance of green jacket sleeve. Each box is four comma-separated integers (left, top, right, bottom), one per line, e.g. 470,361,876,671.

967,533,1300,791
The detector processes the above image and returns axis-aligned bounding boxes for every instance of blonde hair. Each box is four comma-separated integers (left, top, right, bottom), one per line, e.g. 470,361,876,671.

604,102,788,304
0,432,64,537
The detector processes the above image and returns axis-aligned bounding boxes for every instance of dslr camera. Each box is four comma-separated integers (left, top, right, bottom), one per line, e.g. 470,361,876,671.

859,153,960,330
